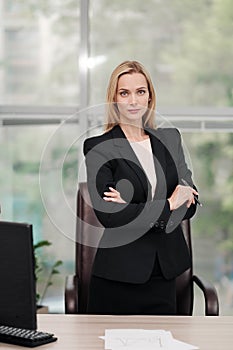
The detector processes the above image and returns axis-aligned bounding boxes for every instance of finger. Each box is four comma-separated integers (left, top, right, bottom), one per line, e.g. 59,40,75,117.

109,186,118,192
192,189,199,196
104,191,117,197
182,185,199,197
187,196,196,207
103,197,116,202
185,188,199,201
103,191,113,197
106,187,120,196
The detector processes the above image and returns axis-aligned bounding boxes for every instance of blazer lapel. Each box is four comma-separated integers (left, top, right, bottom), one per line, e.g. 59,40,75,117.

145,127,167,200
111,125,151,199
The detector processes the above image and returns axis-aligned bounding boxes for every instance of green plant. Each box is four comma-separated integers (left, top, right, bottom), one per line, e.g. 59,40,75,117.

33,240,62,305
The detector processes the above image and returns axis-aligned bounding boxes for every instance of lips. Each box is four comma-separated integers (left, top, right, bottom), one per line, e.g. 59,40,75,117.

127,109,141,114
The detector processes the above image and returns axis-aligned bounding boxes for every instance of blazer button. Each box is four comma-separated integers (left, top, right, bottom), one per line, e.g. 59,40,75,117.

160,220,165,229
154,221,159,228
149,223,154,228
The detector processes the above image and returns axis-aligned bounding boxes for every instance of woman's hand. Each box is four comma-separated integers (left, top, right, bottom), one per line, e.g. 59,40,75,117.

103,187,126,204
168,185,199,211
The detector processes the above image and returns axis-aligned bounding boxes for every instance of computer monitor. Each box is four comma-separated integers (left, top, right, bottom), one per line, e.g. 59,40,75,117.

0,221,37,330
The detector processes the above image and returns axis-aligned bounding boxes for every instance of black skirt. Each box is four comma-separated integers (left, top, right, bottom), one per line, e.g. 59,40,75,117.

87,256,176,315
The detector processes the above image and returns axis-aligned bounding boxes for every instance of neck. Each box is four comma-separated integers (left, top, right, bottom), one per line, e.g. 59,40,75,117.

119,123,148,142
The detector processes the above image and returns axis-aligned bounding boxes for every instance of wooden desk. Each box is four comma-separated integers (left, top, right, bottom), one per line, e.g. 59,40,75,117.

1,315,233,349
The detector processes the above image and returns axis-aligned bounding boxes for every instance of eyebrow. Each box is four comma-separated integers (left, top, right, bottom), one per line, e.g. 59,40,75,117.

118,86,148,91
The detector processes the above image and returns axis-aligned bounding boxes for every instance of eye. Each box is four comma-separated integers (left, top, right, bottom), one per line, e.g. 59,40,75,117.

119,90,128,97
137,89,146,95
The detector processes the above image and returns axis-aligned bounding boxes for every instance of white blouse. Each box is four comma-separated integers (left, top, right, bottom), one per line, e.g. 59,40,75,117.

130,138,157,198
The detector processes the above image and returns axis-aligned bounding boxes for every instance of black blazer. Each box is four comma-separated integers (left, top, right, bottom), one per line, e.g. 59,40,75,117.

83,125,197,283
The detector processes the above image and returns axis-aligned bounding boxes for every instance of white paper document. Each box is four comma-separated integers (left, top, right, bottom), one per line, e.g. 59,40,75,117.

100,329,199,350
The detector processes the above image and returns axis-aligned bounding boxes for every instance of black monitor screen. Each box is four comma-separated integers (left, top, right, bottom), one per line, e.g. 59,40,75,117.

0,221,37,330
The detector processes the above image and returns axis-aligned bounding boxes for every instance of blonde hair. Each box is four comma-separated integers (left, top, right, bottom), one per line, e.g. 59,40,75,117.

105,60,156,131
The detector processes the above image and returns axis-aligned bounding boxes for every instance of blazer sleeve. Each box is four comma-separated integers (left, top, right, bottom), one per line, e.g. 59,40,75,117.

161,128,198,227
176,128,198,220
83,137,172,233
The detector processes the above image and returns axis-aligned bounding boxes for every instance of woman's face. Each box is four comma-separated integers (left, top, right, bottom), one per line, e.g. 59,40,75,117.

116,73,150,124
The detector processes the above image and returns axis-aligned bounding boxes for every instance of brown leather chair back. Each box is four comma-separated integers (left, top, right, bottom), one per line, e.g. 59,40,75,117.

76,182,194,315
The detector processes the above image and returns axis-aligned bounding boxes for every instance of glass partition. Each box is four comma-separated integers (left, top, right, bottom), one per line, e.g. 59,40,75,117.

0,122,80,312
89,0,232,108
0,0,80,105
183,132,233,315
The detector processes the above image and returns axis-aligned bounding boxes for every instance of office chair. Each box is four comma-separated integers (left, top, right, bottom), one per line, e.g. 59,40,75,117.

65,182,219,316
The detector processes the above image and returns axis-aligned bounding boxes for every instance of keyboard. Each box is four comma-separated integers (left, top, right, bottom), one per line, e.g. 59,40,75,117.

0,324,57,347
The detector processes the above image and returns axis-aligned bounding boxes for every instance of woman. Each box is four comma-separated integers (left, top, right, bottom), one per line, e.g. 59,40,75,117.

83,60,198,315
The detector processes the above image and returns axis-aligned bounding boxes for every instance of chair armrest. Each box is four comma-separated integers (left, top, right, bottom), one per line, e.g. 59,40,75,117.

65,275,78,314
193,274,219,316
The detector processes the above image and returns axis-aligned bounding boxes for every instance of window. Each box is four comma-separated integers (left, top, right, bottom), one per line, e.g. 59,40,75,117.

1,0,80,105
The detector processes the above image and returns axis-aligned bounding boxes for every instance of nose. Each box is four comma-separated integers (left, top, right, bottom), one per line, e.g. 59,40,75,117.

129,93,138,105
